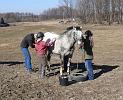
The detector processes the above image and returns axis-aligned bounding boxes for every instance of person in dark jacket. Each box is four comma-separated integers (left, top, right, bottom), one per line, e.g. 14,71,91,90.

80,30,94,80
20,33,36,72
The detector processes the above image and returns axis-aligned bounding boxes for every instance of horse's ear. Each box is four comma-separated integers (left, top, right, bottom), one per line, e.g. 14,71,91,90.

67,26,74,30
75,26,82,30
73,26,76,30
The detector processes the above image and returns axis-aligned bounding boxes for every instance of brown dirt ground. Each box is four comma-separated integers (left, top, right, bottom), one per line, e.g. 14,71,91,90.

0,21,123,100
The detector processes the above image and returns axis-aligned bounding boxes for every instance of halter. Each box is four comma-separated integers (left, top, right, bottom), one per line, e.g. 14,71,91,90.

72,27,82,42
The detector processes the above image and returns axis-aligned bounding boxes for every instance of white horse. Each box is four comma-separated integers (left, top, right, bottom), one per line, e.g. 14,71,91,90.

43,26,83,75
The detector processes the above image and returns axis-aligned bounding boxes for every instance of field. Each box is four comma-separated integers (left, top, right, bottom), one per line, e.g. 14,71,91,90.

0,21,123,100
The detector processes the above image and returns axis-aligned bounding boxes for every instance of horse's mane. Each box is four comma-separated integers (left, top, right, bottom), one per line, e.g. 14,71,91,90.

66,26,74,30
60,26,82,36
60,29,70,36
67,26,82,31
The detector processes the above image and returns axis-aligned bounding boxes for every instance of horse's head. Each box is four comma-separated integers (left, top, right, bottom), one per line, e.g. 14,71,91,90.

67,26,83,43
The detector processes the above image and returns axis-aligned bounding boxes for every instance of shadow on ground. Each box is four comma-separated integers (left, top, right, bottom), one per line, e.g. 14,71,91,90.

93,64,119,79
66,63,119,86
35,62,119,79
69,62,119,79
28,62,119,86
0,61,23,66
48,62,119,85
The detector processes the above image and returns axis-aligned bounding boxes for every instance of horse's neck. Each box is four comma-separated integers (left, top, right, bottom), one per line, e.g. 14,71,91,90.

56,30,76,53
58,32,75,47
68,30,76,43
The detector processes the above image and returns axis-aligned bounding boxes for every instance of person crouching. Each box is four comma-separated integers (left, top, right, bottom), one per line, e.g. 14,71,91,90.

35,32,55,78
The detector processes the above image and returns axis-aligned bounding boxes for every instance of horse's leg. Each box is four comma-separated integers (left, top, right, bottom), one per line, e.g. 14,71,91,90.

60,64,63,76
64,55,71,75
67,49,74,74
60,55,69,75
47,51,51,71
60,61,64,76
60,55,64,76
64,55,69,73
67,58,71,75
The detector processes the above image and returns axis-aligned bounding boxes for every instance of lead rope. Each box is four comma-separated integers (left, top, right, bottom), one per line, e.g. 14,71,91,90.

78,43,85,70
76,44,80,70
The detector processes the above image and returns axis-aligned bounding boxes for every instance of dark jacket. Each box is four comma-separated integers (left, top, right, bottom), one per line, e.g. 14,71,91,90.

20,33,35,48
82,36,93,60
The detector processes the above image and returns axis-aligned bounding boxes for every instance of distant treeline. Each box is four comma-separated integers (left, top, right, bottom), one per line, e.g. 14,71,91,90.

0,0,123,25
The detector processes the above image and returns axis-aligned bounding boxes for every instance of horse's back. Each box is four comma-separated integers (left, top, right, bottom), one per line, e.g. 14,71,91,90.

43,32,59,42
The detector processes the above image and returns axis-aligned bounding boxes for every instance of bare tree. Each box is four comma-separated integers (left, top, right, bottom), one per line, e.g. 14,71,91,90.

0,0,123,24
59,0,75,19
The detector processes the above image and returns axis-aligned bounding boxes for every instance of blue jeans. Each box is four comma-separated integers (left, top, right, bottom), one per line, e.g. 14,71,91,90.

21,48,32,71
85,60,94,80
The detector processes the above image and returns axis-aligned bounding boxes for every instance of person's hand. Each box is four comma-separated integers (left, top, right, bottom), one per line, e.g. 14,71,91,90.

79,43,84,49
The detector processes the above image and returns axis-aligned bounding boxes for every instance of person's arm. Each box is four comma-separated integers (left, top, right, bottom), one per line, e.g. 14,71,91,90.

90,36,94,47
28,39,35,48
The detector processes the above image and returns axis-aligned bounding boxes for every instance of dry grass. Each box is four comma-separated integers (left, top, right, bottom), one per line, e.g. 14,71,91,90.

0,21,123,100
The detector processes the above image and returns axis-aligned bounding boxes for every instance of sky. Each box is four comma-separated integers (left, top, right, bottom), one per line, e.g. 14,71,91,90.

0,0,60,14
